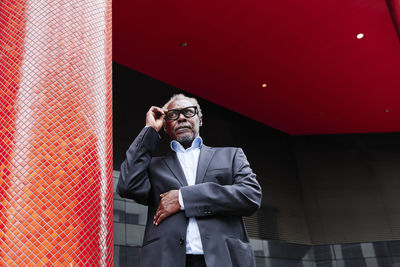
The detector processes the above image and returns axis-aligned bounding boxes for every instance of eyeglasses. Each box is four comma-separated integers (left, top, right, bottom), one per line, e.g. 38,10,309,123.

165,106,198,121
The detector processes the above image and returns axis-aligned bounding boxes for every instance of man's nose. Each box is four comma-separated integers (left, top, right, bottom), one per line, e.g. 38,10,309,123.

177,113,186,121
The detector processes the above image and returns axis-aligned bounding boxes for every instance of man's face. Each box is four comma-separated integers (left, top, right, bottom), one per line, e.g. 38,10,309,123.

164,98,202,146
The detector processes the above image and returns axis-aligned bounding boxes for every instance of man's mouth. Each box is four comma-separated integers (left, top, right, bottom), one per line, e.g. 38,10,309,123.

175,126,191,133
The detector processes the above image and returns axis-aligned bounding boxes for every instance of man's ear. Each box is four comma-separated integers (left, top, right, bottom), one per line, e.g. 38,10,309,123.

163,121,167,133
199,118,203,127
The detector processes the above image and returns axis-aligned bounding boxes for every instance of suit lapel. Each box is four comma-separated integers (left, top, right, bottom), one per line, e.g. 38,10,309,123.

195,145,215,184
163,151,188,186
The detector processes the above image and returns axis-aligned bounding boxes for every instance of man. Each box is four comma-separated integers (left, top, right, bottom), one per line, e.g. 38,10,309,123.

117,94,262,267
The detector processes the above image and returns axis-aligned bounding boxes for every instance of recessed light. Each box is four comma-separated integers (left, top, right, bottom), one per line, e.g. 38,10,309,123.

385,109,390,113
181,42,188,47
261,83,267,88
356,33,364,39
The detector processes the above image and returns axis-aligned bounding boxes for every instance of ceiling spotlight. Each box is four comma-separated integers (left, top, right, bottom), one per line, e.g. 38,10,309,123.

181,42,188,47
261,83,267,88
356,33,364,39
385,109,390,113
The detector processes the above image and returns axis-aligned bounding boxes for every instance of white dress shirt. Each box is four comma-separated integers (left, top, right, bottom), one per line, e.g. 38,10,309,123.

171,137,204,255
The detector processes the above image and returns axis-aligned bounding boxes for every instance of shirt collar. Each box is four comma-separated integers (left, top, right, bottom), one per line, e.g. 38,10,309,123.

170,136,203,153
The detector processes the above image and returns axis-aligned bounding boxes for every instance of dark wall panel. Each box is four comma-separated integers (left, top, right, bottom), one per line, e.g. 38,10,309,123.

293,134,400,244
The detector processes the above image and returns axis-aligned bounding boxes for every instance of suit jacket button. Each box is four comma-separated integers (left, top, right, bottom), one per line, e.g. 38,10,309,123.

179,238,185,245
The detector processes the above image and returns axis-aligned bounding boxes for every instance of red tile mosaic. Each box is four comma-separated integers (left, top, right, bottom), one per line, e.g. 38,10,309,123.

0,0,113,265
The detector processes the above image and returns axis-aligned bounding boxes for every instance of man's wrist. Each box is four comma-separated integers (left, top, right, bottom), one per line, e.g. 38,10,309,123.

145,124,159,132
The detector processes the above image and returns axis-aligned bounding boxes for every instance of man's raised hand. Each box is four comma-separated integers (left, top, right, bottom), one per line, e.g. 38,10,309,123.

145,106,167,132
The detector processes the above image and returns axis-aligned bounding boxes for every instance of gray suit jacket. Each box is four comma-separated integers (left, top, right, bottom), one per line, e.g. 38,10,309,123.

117,126,262,267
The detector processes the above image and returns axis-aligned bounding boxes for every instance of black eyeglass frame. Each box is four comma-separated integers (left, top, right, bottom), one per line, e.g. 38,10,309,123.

165,106,198,121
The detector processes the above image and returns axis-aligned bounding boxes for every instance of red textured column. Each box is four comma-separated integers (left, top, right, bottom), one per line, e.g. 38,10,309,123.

0,0,113,266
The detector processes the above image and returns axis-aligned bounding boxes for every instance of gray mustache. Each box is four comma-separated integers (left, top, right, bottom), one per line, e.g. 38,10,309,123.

175,125,191,130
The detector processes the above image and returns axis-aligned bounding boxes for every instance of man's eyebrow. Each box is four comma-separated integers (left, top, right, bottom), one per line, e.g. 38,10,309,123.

167,106,194,111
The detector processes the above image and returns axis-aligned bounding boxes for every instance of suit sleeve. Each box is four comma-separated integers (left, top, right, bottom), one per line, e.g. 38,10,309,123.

180,148,262,217
117,126,160,205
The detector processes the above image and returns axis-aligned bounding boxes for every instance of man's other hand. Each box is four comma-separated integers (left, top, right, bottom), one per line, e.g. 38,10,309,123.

154,190,180,226
145,106,167,132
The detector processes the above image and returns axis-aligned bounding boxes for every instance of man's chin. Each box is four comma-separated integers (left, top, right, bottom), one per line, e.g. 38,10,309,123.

176,134,194,148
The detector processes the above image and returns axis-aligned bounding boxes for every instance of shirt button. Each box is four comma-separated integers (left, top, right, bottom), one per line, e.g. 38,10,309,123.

179,238,185,245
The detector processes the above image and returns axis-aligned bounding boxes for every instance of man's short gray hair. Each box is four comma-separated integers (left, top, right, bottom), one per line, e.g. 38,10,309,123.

163,94,203,118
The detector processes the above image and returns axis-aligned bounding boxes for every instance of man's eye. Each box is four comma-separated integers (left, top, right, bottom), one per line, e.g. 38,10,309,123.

184,108,195,115
168,111,179,118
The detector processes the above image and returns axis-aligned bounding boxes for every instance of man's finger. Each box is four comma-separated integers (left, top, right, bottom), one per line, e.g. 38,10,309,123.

155,212,167,226
156,107,165,114
154,204,168,225
154,210,164,225
160,190,171,198
156,206,164,217
153,107,165,115
149,106,165,120
154,211,162,225
155,203,162,214
154,204,163,223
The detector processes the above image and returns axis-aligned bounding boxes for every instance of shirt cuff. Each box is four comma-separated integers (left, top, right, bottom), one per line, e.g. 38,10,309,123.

178,189,185,210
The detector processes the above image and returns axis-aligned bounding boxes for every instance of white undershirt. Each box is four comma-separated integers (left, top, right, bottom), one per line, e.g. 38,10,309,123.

171,137,204,255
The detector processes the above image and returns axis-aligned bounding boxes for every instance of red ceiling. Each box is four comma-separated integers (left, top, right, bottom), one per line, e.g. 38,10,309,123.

113,0,400,135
